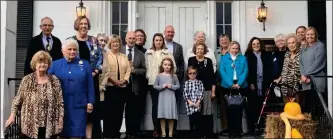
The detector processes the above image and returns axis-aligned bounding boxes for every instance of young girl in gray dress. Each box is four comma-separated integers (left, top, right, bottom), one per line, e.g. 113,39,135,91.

154,57,180,138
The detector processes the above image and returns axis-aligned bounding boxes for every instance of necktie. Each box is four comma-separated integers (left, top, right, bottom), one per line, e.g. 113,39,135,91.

46,37,51,51
128,48,133,61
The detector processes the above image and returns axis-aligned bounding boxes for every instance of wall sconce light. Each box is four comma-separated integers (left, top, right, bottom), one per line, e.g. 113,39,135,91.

257,0,268,31
76,0,86,17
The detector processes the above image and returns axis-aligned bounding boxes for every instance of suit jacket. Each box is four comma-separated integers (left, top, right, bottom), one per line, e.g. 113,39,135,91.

172,42,185,82
121,46,146,95
24,32,63,76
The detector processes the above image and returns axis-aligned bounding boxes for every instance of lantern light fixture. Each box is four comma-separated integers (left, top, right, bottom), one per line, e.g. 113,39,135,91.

257,0,268,31
76,0,86,17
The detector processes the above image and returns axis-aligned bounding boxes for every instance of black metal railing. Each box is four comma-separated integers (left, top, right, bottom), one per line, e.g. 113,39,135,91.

4,78,22,139
310,75,333,139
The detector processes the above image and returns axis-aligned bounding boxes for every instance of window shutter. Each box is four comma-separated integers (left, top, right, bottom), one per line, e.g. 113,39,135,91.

15,0,33,92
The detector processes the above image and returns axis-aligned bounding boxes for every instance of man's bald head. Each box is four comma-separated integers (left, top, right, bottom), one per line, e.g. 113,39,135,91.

126,31,136,47
164,25,175,42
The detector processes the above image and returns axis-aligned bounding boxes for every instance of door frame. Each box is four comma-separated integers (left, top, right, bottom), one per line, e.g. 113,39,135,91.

97,1,247,52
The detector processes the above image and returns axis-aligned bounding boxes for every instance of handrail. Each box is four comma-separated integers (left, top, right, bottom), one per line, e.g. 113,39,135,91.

311,75,333,122
310,75,333,138
7,78,22,85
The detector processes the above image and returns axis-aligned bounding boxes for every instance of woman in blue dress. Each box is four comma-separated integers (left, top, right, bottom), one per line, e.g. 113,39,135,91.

48,38,95,138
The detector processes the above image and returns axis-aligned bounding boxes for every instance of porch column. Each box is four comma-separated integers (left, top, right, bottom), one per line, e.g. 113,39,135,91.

0,1,18,138
326,1,332,115
0,1,7,138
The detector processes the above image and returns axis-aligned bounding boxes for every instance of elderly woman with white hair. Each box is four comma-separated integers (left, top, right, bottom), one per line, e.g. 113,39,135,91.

48,38,95,138
271,33,287,85
186,31,217,72
274,33,302,103
96,33,109,51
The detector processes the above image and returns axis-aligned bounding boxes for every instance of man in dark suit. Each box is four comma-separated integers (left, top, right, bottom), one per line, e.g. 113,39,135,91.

24,17,63,76
164,25,185,135
122,31,147,138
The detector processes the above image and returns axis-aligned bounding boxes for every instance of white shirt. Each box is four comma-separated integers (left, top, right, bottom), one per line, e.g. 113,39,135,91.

166,41,174,55
126,45,135,61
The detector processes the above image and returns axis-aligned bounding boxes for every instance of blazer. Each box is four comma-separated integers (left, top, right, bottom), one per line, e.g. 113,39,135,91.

49,58,95,107
172,42,185,81
220,53,248,88
100,51,131,87
121,46,146,94
24,32,63,76
245,51,272,92
145,49,177,85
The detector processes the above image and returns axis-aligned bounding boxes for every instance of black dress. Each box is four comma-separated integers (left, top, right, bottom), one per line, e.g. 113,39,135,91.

77,40,91,63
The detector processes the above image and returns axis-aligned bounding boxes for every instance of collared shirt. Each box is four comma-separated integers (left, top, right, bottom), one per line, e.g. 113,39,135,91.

231,54,238,80
42,34,53,50
183,79,204,115
166,41,173,55
126,45,135,61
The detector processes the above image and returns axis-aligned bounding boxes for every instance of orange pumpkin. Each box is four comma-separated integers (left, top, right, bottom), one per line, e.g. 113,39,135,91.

284,98,302,117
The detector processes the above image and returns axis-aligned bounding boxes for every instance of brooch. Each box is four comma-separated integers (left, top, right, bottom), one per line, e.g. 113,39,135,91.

231,62,235,68
79,60,83,65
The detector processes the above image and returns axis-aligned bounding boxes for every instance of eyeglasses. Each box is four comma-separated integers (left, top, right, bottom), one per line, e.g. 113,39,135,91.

188,72,197,75
41,24,54,27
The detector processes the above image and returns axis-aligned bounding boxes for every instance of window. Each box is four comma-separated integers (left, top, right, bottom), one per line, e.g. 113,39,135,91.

111,2,128,44
216,2,232,46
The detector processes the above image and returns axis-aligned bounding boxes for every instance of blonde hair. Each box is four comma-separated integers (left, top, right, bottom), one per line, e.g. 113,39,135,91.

305,26,319,41
229,41,242,52
30,51,52,71
285,33,301,48
107,34,123,49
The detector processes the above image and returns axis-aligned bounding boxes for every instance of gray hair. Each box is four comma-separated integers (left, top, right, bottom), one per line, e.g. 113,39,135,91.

62,38,79,51
97,33,109,40
40,17,54,25
274,33,286,42
193,31,206,39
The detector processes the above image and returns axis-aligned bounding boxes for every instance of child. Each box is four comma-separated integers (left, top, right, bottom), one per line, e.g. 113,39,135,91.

183,66,204,138
153,57,180,138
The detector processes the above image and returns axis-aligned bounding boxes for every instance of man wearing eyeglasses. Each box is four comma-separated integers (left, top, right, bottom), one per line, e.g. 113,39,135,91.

24,17,63,76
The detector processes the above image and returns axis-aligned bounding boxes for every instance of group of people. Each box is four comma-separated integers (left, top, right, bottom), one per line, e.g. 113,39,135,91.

4,15,327,139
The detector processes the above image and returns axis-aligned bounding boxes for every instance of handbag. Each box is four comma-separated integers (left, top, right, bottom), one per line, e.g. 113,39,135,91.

224,89,246,107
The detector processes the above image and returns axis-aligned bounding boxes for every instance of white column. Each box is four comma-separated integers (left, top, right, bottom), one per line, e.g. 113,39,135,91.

206,1,216,50
326,1,332,115
0,1,7,138
232,1,247,53
0,1,17,138
128,1,137,31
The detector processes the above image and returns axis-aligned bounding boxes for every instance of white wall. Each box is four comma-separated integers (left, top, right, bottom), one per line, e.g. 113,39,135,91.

231,1,308,53
244,1,308,41
327,1,332,115
33,1,100,42
0,1,17,138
